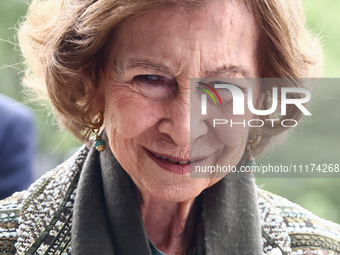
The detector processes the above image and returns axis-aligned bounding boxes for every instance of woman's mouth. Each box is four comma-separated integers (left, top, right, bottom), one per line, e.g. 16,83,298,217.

143,148,206,175
154,153,190,165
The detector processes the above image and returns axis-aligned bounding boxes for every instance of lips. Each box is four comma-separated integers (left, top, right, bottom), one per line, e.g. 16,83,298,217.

143,148,191,174
153,153,190,165
143,147,209,175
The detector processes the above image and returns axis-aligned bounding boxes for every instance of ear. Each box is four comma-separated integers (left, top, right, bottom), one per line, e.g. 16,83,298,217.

83,77,105,119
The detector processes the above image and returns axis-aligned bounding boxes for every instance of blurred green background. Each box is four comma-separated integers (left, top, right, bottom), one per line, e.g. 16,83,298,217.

256,0,340,224
0,0,339,222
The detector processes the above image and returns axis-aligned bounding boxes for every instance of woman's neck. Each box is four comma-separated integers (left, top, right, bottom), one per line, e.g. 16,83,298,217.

140,193,199,254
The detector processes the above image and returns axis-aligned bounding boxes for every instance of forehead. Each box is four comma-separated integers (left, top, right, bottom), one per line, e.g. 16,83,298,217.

110,1,258,77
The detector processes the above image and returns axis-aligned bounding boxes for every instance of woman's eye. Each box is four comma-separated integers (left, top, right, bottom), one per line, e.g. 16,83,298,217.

132,75,177,100
133,75,171,85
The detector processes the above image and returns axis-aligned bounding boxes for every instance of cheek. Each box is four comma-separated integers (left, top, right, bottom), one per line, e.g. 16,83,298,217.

207,99,254,147
104,87,161,140
212,122,249,148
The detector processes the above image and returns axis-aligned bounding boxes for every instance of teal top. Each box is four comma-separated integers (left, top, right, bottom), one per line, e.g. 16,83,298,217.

148,239,199,255
148,239,167,255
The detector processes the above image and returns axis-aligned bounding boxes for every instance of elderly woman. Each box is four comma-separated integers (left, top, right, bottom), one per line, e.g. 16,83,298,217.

0,0,339,254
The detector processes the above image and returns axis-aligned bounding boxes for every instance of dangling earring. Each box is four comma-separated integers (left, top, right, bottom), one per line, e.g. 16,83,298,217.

244,132,262,167
88,111,106,152
93,130,106,152
244,143,256,167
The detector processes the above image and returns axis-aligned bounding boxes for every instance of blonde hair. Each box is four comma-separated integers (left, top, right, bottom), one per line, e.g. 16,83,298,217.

19,0,322,154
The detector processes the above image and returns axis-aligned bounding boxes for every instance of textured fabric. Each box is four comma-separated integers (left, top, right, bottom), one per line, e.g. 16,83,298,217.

0,146,339,254
72,141,262,255
71,147,116,254
201,171,263,255
72,146,152,255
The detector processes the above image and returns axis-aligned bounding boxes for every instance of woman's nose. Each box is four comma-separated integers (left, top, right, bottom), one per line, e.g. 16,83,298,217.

157,101,190,146
157,89,208,146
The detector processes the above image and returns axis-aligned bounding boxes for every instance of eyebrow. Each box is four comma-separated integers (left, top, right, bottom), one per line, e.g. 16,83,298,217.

126,59,173,74
204,65,251,78
126,58,251,78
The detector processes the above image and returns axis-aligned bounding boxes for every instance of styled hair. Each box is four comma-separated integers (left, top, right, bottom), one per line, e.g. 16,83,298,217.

19,0,322,155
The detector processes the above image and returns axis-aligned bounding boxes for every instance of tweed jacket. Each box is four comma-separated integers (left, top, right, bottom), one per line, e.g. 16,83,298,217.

0,147,339,255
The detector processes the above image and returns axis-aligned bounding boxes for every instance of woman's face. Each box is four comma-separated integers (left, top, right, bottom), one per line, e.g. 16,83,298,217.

99,1,259,202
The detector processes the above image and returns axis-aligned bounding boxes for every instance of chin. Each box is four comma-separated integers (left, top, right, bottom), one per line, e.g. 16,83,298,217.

146,178,211,202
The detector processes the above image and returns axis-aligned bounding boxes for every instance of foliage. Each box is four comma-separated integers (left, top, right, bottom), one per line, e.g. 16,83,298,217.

256,0,340,223
0,0,81,176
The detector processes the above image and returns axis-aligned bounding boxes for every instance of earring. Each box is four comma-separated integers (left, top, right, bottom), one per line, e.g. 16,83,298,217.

93,131,106,152
88,111,106,152
244,132,262,168
244,143,256,167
